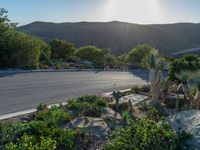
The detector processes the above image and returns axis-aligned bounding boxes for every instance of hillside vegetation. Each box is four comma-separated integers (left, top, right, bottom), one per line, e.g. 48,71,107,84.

18,21,200,55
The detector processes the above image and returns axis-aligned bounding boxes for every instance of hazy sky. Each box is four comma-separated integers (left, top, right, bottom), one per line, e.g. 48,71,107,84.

1,0,200,26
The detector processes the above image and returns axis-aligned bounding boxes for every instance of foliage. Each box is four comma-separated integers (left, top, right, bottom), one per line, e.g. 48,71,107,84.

37,103,47,111
142,52,167,70
67,96,108,117
58,128,76,149
5,134,57,150
55,63,61,70
191,70,200,90
122,111,130,121
104,112,190,150
127,44,156,66
50,38,76,60
168,55,200,82
0,120,76,149
174,70,200,110
75,45,103,68
0,9,51,68
35,107,71,127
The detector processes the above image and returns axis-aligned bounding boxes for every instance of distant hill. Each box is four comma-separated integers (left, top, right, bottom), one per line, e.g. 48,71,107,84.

18,21,200,55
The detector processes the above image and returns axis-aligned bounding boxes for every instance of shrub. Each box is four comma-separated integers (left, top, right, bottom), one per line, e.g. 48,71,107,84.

104,117,188,150
140,85,150,92
58,129,76,149
0,121,49,145
37,103,47,111
145,108,162,122
40,64,49,69
94,98,108,107
63,64,70,69
36,107,71,127
5,134,57,150
76,95,98,103
1,120,76,149
122,111,130,121
67,96,108,117
132,86,140,93
55,64,61,70
67,101,102,117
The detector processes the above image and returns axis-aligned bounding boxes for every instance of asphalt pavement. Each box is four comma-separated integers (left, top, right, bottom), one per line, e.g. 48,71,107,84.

0,70,147,116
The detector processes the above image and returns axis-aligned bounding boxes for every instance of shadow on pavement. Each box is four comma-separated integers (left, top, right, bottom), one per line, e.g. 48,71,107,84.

128,69,149,81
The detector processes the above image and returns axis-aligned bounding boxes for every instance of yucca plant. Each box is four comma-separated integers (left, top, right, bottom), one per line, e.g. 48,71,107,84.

175,70,200,110
142,52,167,107
191,70,200,109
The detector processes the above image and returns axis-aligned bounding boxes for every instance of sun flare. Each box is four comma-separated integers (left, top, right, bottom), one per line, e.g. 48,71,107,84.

104,0,160,23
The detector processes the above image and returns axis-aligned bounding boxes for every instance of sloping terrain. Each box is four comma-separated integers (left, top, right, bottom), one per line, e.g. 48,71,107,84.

18,21,200,55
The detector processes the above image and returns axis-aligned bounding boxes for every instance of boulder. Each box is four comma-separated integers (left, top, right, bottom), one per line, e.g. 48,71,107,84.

100,107,124,129
100,107,122,120
108,94,148,110
67,117,110,139
168,110,200,148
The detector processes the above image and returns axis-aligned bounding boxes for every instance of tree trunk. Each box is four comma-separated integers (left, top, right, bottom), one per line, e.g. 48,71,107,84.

149,68,163,107
182,83,195,109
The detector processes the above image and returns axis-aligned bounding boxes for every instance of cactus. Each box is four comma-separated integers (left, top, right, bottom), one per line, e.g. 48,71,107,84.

112,91,121,112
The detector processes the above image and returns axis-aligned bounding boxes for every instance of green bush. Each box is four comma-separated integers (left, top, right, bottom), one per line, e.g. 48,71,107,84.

35,107,71,127
63,64,70,69
37,103,47,111
94,98,108,107
145,108,162,122
67,96,108,117
58,129,76,149
0,121,50,145
67,101,102,117
132,86,140,94
55,64,61,70
0,120,76,149
76,95,98,103
5,134,57,150
104,117,188,150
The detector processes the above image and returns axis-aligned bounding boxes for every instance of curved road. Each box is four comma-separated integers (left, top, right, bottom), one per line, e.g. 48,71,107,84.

0,70,147,116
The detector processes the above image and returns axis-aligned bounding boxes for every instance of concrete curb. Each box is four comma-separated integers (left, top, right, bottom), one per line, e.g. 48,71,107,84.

0,69,129,74
0,89,131,121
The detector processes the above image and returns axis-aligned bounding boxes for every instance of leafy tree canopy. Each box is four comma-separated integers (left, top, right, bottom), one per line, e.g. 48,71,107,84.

50,39,76,60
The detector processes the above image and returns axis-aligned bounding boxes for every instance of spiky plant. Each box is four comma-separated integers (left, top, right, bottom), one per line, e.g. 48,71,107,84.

191,70,200,109
142,52,167,107
175,71,194,108
175,70,200,110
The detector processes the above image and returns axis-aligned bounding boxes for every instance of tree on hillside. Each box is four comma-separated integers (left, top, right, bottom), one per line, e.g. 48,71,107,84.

0,8,50,68
36,38,51,64
127,44,155,66
50,39,76,60
75,46,104,68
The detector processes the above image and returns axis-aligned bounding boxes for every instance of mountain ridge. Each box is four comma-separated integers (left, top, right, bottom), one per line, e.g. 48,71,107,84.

18,21,200,55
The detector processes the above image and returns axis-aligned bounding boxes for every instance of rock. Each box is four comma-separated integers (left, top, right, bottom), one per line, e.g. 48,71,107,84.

67,117,110,140
100,107,122,120
108,94,148,111
168,110,200,148
100,107,124,129
20,115,32,123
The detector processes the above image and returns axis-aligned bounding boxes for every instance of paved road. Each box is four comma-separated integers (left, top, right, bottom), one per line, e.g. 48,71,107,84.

170,47,200,56
0,70,147,116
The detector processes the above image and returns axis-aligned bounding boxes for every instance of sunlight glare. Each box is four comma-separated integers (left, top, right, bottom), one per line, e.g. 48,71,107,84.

104,0,160,24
